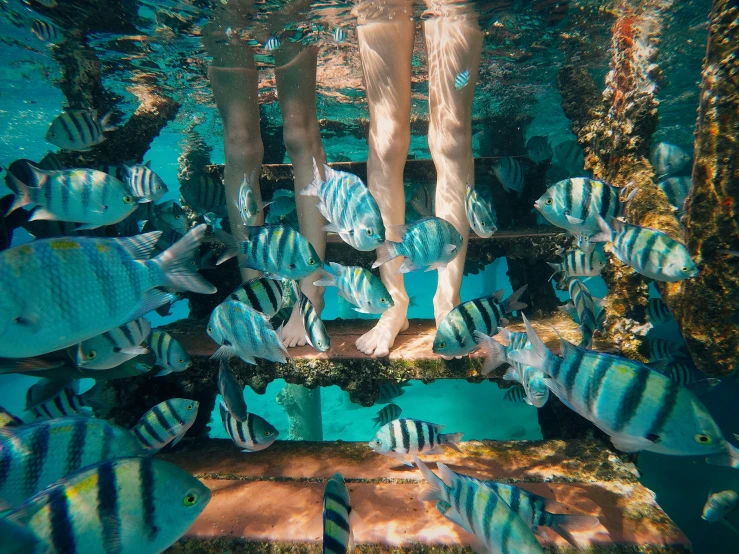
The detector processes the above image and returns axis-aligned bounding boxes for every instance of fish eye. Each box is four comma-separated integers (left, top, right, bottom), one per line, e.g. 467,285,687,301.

694,434,713,444
48,131,55,138
123,196,133,204
207,327,213,333
545,198,553,205
681,266,690,272
380,297,386,303
87,351,96,359
365,228,373,236
438,341,446,349
264,430,272,436
175,215,181,220
186,404,194,411
307,258,315,265
183,493,198,506
178,358,184,363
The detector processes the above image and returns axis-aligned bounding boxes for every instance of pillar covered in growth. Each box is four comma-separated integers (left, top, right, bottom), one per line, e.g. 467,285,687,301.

672,0,739,376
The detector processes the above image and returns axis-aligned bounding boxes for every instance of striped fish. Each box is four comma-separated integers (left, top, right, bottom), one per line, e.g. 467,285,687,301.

454,69,470,90
216,225,321,280
121,162,168,203
646,297,673,325
45,110,115,150
219,402,279,452
4,457,210,554
465,184,498,238
651,142,691,176
31,19,64,44
207,300,288,364
237,171,268,226
410,182,433,217
576,232,596,254
6,165,138,230
535,177,632,236
377,382,409,403
27,385,92,420
481,481,599,547
433,285,528,357
648,338,688,362
591,215,698,281
266,189,296,218
218,361,247,422
314,262,393,314
651,358,720,395
414,458,545,554
504,386,527,403
559,279,604,348
494,156,526,196
0,404,23,428
150,330,191,376
372,403,402,427
150,200,188,235
76,318,151,370
323,473,352,554
526,136,553,164
657,176,692,211
554,140,585,174
509,314,727,456
297,285,330,352
132,398,199,452
332,27,347,43
0,416,147,511
303,160,385,251
373,217,463,273
547,247,607,279
38,151,64,170
230,277,285,318
702,490,739,523
369,418,463,465
180,173,228,217
264,36,281,51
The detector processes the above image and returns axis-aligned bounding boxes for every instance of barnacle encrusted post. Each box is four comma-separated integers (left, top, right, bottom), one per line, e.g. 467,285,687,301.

276,383,324,440
564,1,681,361
670,0,739,377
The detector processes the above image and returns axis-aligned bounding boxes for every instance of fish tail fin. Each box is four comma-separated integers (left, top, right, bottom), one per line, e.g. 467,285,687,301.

507,314,556,374
213,228,240,265
547,262,561,282
439,432,464,453
413,456,446,503
501,285,528,314
550,514,601,548
153,224,217,294
300,158,323,197
4,171,32,214
372,241,399,268
591,214,613,243
473,331,507,375
100,111,117,132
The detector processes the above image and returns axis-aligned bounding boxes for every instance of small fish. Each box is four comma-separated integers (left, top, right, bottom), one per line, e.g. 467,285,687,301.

548,246,607,280
535,177,632,236
323,473,353,554
414,458,545,554
149,200,189,235
651,358,719,394
373,217,463,273
591,215,698,281
558,279,604,348
314,262,393,314
0,405,23,427
267,189,296,218
180,172,228,217
377,382,409,403
6,165,138,230
216,225,321,280
26,384,92,420
132,398,199,452
218,360,247,421
369,418,463,465
494,156,526,196
332,27,347,43
237,171,269,226
0,416,147,511
230,277,285,318
38,151,64,170
410,182,433,217
651,142,691,176
526,136,553,163
657,176,692,211
646,297,673,325
207,299,288,364
454,69,471,90
372,403,402,427
465,184,498,238
648,337,688,362
509,314,727,456
504,386,527,403
76,317,151,370
150,329,192,376
297,285,330,352
121,162,168,203
433,286,528,357
302,160,385,251
702,490,739,530
219,401,279,452
3,457,211,553
554,140,585,174
45,110,115,150
264,36,281,51
31,19,64,44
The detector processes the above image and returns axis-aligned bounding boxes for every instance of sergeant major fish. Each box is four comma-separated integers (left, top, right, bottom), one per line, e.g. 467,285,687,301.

526,136,553,164
297,284,330,352
230,277,285,318
132,398,199,452
237,171,270,226
554,140,585,175
150,329,192,376
372,403,402,427
702,490,739,535
494,156,526,196
323,473,353,554
509,314,728,456
646,297,673,325
0,225,215,358
504,386,527,403
76,317,151,370
219,401,279,452
369,418,463,466
548,246,607,280
120,162,168,203
332,27,347,43
26,384,92,420
302,160,385,251
45,110,115,150
218,360,248,422
651,142,691,176
31,19,64,44
180,172,228,218
465,184,498,238
377,381,408,403
454,69,471,90
657,176,692,211
314,262,393,314
373,217,463,273
559,279,605,348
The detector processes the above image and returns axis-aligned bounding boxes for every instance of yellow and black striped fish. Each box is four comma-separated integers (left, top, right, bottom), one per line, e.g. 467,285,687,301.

323,473,353,554
132,398,199,452
150,330,192,376
230,277,285,318
45,110,115,150
372,403,402,427
31,19,64,44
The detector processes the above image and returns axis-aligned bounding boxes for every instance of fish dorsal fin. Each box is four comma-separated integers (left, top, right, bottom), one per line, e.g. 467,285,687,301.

492,288,505,303
114,232,163,260
559,335,578,358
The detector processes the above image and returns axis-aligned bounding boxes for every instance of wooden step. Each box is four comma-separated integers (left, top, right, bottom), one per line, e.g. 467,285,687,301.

162,439,689,553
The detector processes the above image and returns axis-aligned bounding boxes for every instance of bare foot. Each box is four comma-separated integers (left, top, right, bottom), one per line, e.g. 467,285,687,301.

356,298,410,357
281,282,325,348
433,288,460,328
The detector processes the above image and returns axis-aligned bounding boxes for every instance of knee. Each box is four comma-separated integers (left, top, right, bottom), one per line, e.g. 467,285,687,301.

224,126,263,165
369,119,410,164
428,121,470,161
282,116,320,160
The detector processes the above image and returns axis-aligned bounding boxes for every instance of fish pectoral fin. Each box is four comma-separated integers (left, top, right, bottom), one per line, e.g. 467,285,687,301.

322,223,341,233
75,223,104,231
609,433,651,453
211,345,236,361
119,346,149,356
427,445,445,455
15,313,42,334
399,259,418,273
169,432,185,448
352,307,371,314
565,214,585,225
152,368,173,377
444,244,457,255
